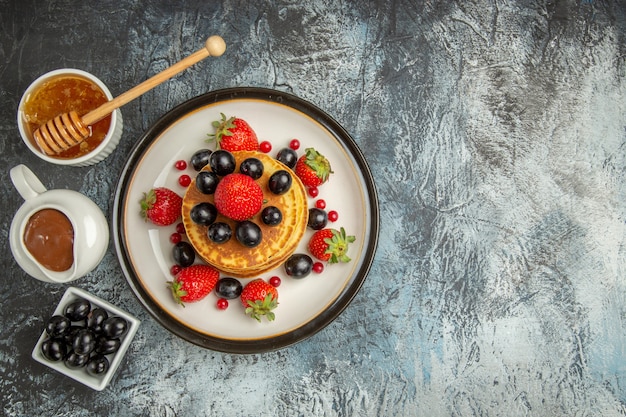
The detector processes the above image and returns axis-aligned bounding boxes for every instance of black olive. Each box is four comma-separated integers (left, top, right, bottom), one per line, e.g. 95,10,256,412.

45,315,71,338
41,338,67,362
86,354,110,376
64,298,91,321
102,317,129,339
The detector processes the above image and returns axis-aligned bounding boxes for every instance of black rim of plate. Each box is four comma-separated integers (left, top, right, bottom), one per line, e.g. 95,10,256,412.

112,87,379,353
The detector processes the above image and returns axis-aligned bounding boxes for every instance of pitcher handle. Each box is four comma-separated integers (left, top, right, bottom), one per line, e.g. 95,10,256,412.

10,164,47,200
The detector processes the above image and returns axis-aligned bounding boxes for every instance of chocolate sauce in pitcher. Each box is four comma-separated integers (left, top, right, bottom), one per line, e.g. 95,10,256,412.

23,209,74,272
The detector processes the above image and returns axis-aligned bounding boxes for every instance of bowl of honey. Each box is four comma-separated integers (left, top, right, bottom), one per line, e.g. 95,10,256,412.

17,69,123,167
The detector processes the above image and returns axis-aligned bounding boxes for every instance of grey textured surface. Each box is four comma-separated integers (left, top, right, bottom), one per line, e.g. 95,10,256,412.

2,0,626,416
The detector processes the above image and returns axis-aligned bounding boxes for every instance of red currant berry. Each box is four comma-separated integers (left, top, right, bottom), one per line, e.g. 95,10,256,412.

308,187,319,198
312,262,324,274
260,141,272,153
216,298,229,310
175,160,187,170
289,139,300,150
178,174,191,187
315,199,326,209
328,210,339,222
169,232,182,244
170,265,182,276
176,222,186,234
269,276,281,287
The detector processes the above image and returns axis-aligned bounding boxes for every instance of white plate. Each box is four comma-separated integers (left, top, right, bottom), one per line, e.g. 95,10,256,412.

112,88,378,353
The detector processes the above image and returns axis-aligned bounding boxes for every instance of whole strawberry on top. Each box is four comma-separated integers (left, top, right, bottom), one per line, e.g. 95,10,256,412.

240,279,278,322
294,147,333,188
140,187,183,226
209,113,259,152
308,227,355,263
213,173,264,221
168,264,219,306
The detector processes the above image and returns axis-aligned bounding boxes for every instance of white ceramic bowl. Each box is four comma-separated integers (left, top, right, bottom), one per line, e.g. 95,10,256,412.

17,68,123,167
32,287,140,391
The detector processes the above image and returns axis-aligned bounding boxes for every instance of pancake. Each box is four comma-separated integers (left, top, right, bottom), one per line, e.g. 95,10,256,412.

182,150,308,278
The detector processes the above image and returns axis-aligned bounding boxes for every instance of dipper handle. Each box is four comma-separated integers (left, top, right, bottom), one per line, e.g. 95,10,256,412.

83,35,226,125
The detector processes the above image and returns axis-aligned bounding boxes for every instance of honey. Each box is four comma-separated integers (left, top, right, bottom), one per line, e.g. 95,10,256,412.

21,75,111,159
23,209,74,272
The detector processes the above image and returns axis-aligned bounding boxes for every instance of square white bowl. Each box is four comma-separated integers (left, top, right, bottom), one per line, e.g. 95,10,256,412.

32,286,140,391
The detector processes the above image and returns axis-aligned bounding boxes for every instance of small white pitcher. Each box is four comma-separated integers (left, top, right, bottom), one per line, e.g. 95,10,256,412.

9,164,109,283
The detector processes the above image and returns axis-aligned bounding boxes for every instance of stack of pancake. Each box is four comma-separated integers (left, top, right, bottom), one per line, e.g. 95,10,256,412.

182,150,308,278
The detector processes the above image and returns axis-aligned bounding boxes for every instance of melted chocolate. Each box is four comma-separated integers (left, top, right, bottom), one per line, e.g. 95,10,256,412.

23,209,74,272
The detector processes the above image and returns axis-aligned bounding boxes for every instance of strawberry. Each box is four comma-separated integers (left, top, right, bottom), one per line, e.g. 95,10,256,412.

208,113,259,152
168,264,219,306
294,147,333,188
240,279,278,322
308,227,355,263
213,173,263,221
140,187,183,226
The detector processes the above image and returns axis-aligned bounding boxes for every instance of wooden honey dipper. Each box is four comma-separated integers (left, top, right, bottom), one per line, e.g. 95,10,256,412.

33,35,226,156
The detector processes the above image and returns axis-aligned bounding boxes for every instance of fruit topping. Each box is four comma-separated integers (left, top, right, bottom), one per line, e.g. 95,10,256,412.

312,262,324,274
195,171,220,194
289,138,300,150
216,298,229,310
216,277,243,299
210,149,236,176
214,173,263,221
307,208,328,230
269,276,281,287
168,264,219,306
235,220,263,248
191,148,212,171
190,202,218,226
208,222,232,243
275,147,298,169
172,241,196,267
284,253,313,279
240,279,278,322
260,141,272,153
239,157,264,179
140,187,183,226
261,206,282,226
178,174,192,187
169,232,182,244
328,210,339,222
308,227,355,263
268,169,293,195
295,147,332,188
209,113,259,152
175,160,187,170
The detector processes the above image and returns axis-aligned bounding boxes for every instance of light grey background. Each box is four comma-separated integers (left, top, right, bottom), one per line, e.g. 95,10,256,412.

1,1,625,416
